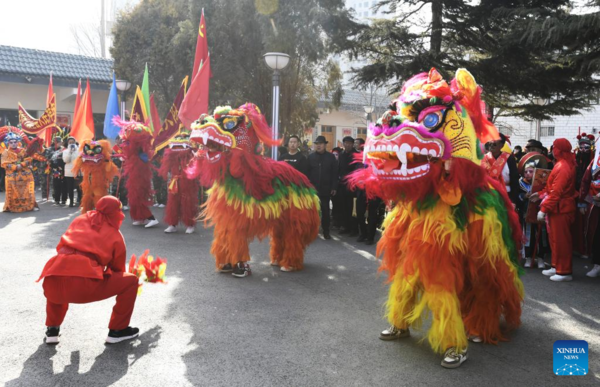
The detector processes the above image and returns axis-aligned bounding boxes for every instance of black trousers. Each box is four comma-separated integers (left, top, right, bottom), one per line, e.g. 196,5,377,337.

318,195,331,233
0,166,5,191
53,176,64,203
356,190,382,241
63,177,75,204
341,191,358,232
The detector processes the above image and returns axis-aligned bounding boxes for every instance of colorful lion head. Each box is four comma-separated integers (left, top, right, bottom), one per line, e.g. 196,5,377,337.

113,117,154,156
354,68,500,202
79,139,112,164
168,129,194,152
189,103,280,164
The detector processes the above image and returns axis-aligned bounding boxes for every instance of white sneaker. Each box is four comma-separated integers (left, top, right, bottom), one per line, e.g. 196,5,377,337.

153,203,159,207
185,227,195,234
550,274,573,282
468,335,482,343
145,219,159,228
280,266,296,272
132,220,146,226
441,347,468,369
581,255,589,259
542,267,556,276
537,258,545,269
158,204,165,208
524,258,532,268
586,264,600,278
33,207,40,212
122,205,129,211
164,225,177,233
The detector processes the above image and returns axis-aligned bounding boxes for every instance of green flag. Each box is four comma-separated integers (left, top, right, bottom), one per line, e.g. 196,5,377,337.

141,63,153,132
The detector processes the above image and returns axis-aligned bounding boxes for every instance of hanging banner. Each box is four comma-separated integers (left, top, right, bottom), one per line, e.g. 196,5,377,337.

19,94,57,135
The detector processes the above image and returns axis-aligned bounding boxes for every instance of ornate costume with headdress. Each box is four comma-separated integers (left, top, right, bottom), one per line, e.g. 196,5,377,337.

1,126,39,212
72,139,120,214
187,103,320,276
158,130,200,233
350,68,524,368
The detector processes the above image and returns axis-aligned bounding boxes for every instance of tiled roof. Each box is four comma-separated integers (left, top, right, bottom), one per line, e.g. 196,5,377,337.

0,45,113,83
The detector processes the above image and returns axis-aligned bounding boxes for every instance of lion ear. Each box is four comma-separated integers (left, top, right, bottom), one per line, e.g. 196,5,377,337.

454,68,478,99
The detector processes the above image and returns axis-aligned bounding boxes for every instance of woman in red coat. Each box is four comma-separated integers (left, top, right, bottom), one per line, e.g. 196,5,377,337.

531,138,578,281
37,195,140,344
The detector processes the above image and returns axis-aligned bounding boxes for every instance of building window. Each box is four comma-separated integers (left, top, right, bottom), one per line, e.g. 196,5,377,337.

321,125,334,133
357,127,367,140
540,126,555,137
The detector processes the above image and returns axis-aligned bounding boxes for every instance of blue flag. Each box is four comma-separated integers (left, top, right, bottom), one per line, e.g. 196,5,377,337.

103,73,121,139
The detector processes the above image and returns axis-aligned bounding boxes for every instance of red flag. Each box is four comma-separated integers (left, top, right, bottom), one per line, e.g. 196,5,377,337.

192,10,209,78
74,79,82,117
179,56,210,129
46,73,54,105
150,94,161,136
70,79,95,143
19,95,57,135
130,86,148,123
41,74,55,146
153,76,188,153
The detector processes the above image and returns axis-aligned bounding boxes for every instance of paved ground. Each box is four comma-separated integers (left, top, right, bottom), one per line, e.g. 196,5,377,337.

1,191,599,386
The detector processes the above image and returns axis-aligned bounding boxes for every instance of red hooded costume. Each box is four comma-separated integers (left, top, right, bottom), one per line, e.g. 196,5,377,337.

38,196,138,330
539,139,578,275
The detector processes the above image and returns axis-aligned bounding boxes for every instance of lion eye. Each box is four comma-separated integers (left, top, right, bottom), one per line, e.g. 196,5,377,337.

94,147,102,154
422,111,444,130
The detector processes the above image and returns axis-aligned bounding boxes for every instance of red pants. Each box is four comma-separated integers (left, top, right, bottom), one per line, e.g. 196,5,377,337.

547,212,575,275
43,273,138,330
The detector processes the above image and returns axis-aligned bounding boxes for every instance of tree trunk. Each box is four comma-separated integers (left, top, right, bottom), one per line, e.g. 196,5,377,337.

430,0,443,55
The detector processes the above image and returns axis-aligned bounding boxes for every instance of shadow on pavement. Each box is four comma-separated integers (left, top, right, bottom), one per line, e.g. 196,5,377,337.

6,326,162,387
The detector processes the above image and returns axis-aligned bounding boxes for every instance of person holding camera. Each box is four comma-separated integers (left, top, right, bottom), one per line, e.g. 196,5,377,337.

62,137,79,207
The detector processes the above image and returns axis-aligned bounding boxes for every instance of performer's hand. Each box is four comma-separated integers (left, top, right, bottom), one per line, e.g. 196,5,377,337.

537,211,546,223
331,190,337,196
529,192,540,202
579,207,587,215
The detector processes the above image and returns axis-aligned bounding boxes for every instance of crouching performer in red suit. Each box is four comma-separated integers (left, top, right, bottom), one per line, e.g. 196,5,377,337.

37,195,140,345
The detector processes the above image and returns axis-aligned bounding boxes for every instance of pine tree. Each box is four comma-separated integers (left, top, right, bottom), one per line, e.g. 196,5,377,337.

342,0,600,121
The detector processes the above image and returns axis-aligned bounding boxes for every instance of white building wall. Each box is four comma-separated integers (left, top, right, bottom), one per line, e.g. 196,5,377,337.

0,81,111,124
495,105,600,149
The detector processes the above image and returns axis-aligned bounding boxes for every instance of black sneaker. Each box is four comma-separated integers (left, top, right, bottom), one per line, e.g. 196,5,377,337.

323,233,332,240
357,235,367,242
231,262,251,278
219,263,233,273
106,327,139,344
45,326,60,345
365,239,375,246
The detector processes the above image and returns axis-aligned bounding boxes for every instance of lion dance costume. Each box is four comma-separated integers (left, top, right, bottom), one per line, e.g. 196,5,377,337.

115,119,158,227
351,69,524,368
72,139,119,214
159,130,200,234
1,126,42,212
188,104,320,277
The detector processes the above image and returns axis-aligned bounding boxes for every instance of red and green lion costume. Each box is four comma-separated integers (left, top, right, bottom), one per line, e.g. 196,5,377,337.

351,68,524,366
188,103,320,273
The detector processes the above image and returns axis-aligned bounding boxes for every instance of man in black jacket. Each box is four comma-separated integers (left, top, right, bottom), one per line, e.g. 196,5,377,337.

307,136,338,239
280,135,308,176
338,136,359,236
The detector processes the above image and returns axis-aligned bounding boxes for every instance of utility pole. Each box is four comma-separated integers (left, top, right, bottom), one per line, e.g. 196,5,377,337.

100,0,106,58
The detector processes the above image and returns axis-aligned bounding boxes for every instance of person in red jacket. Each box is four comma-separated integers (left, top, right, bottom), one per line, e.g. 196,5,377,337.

37,195,140,344
530,138,578,281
